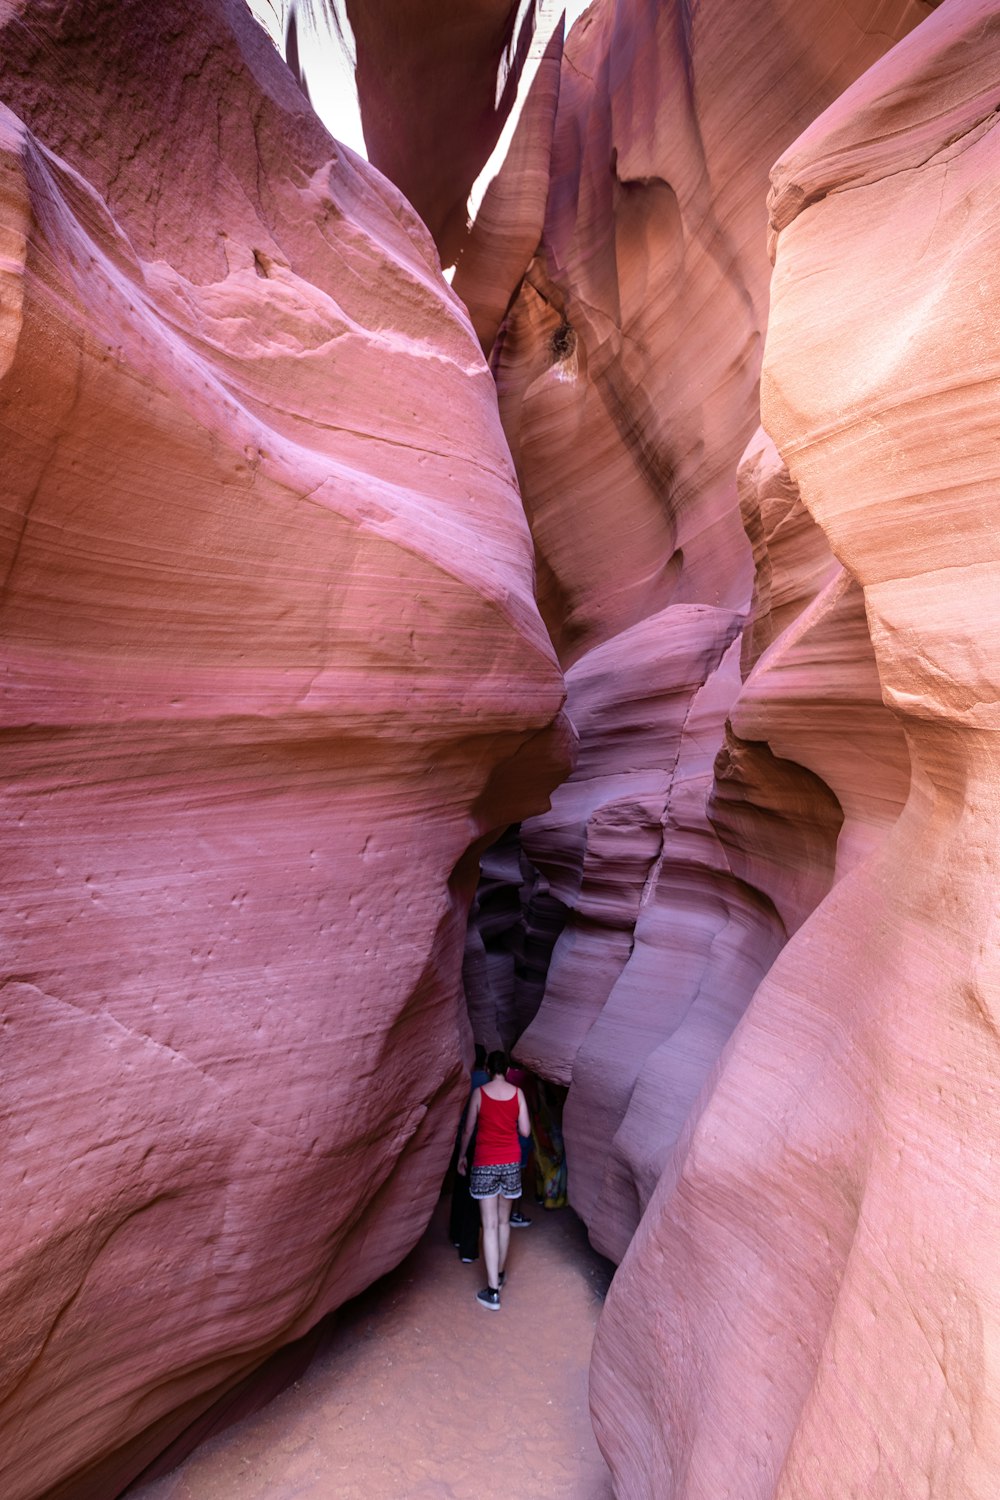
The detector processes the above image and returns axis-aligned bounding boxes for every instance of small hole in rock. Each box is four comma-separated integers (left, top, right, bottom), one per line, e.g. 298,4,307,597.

550,323,576,360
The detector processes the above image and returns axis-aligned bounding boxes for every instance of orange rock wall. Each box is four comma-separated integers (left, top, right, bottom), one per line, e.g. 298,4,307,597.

0,2,567,1496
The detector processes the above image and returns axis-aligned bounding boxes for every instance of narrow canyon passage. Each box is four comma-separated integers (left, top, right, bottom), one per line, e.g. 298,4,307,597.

129,1199,614,1500
7,2,1000,1496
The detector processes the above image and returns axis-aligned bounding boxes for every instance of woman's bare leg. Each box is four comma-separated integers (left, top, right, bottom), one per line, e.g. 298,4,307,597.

480,1194,500,1288
497,1193,512,1279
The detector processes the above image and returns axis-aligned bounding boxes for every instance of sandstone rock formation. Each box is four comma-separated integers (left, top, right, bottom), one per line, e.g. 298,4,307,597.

591,0,1000,1492
731,427,911,881
282,0,545,269
7,0,996,1493
452,0,933,1261
0,2,567,1496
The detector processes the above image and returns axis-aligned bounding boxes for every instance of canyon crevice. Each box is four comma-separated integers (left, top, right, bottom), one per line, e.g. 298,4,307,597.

3,0,998,1496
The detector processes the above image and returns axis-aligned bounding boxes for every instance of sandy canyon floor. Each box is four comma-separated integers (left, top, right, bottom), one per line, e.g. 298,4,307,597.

130,1198,615,1500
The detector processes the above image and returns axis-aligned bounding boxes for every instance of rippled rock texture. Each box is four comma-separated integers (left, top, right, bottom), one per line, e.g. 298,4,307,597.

592,1,1000,1494
447,0,930,1264
0,2,567,1495
374,0,994,1489
7,0,997,1494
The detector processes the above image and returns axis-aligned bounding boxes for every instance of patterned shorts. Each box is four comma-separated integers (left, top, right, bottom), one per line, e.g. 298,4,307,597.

470,1162,522,1200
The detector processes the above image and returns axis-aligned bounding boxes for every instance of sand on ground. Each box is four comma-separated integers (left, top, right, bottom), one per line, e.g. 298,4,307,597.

129,1197,615,1500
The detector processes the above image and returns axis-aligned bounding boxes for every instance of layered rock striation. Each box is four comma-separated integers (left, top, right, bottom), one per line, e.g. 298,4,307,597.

448,0,931,1258
592,1,1000,1493
0,2,567,1495
7,0,997,1494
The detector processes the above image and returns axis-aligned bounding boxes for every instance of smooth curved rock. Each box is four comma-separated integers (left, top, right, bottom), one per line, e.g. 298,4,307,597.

466,0,931,1263
592,2,1000,1493
0,2,567,1496
452,17,565,354
325,0,542,268
731,426,912,878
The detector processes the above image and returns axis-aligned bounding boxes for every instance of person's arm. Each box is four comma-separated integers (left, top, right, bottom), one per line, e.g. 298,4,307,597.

457,1088,481,1175
516,1087,530,1141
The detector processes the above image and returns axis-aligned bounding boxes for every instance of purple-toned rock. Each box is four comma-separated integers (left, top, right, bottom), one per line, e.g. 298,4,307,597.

463,0,928,1264
592,3,1000,1494
0,2,567,1495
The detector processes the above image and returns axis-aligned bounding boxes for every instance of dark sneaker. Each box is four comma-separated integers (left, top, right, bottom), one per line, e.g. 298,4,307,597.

476,1287,501,1311
510,1211,532,1227
498,1270,506,1289
460,1255,476,1264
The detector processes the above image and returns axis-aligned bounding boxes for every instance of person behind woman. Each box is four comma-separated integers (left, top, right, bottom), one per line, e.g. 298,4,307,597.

457,1049,530,1310
448,1044,489,1262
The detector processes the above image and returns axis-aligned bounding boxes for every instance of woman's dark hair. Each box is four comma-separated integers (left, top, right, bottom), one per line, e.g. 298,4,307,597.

486,1050,508,1079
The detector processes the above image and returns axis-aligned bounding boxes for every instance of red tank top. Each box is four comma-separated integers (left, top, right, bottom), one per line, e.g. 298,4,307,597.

473,1089,520,1167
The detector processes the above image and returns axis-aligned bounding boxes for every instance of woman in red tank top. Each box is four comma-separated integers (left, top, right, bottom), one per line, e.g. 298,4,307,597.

457,1050,530,1310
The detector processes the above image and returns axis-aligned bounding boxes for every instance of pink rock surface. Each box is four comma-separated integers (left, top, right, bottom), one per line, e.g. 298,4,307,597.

518,607,741,1078
470,0,931,1261
485,0,933,651
592,1,1000,1493
346,0,542,268
451,18,566,354
0,2,567,1496
730,426,911,878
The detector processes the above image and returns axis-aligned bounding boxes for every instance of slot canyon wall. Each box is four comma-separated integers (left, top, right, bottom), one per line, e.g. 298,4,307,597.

3,0,999,1497
464,0,926,1264
351,0,1000,1493
0,2,570,1497
591,2,1000,1490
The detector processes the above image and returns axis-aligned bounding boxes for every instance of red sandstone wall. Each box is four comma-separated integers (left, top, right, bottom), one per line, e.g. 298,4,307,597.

7,0,996,1492
591,1,1000,1492
0,2,568,1495
452,0,931,1261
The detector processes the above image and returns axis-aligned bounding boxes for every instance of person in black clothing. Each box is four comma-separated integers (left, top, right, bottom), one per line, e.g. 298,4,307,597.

448,1045,489,1262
